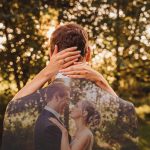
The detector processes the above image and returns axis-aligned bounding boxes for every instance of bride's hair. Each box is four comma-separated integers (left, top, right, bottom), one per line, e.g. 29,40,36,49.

81,100,100,129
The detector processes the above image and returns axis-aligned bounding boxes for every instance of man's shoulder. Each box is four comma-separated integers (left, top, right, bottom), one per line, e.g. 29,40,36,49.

35,110,57,128
44,123,58,131
43,122,61,136
118,97,135,111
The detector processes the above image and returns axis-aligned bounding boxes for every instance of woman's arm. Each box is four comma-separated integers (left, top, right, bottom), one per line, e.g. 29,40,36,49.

60,130,90,150
12,66,54,100
94,73,118,97
49,118,71,150
12,46,80,100
61,130,71,150
49,118,90,150
61,131,90,150
59,62,118,97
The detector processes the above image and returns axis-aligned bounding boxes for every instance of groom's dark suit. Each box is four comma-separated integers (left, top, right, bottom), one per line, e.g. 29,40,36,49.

34,109,64,150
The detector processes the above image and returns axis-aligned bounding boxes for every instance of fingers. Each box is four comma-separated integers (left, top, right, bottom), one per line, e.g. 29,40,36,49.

49,118,56,122
66,75,85,78
58,51,81,60
61,71,82,75
59,46,78,55
62,58,78,69
49,118,59,123
65,54,81,62
49,118,62,128
60,65,83,72
54,47,81,68
73,62,83,65
52,45,58,55
58,54,80,66
49,118,58,124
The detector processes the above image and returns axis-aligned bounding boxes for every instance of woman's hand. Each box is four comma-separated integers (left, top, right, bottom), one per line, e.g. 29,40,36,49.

59,62,117,97
49,118,68,135
59,62,103,82
12,46,81,100
49,118,71,150
44,45,81,79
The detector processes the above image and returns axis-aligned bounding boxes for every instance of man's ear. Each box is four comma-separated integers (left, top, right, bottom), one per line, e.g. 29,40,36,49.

55,94,60,102
49,49,52,59
85,47,91,62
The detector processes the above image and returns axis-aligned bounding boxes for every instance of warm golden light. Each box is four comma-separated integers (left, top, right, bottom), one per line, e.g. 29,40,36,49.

46,26,56,39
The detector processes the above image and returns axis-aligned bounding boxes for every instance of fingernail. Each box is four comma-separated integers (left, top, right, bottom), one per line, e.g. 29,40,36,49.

73,46,77,49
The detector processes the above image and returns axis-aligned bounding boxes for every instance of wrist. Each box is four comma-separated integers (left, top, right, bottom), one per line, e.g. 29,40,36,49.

62,129,68,135
42,67,56,80
94,73,107,87
95,74,117,96
93,71,102,83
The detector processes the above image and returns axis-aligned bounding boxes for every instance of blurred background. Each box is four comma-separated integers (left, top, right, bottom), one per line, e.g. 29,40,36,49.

0,0,150,149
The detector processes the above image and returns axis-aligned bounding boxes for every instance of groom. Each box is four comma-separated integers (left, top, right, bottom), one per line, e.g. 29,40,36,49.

34,82,71,150
34,23,137,149
44,23,138,149
2,23,137,150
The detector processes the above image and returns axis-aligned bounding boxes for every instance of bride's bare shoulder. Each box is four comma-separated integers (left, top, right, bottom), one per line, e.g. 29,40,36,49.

82,128,93,139
88,129,93,140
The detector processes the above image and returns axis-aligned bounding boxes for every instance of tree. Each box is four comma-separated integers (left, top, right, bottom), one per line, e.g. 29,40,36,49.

0,1,46,91
58,0,150,103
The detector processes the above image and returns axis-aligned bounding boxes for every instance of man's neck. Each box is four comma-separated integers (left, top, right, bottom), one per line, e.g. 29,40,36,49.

45,104,60,117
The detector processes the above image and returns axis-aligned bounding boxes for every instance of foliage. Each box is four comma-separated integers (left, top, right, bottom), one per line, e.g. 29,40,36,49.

58,0,150,104
0,0,150,149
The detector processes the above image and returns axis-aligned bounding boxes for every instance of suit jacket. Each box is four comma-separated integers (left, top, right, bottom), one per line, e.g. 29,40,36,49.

34,109,70,150
2,77,138,150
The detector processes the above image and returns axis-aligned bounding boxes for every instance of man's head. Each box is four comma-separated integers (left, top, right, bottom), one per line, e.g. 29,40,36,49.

46,82,70,114
49,23,91,62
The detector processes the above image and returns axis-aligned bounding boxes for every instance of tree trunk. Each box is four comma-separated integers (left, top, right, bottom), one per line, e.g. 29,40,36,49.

114,0,121,91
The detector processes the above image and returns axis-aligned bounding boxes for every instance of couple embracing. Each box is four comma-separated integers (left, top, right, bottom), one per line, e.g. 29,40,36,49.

3,23,137,150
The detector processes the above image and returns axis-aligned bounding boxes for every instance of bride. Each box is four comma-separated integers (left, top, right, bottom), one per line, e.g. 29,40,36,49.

49,100,100,150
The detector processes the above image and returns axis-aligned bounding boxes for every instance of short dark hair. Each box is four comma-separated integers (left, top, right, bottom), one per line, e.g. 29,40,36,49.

50,23,89,57
46,82,70,102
